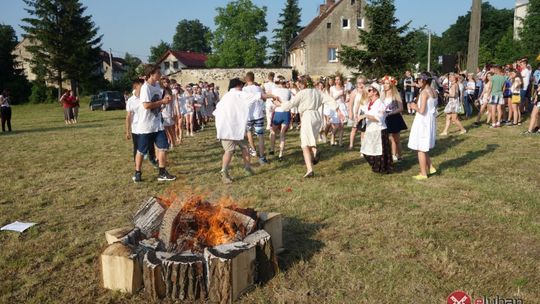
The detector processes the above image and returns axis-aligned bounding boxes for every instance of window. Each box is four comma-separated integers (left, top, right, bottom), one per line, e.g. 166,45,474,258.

164,62,170,69
357,18,364,29
342,18,350,29
327,22,332,29
351,0,356,4
328,48,338,63
173,61,179,69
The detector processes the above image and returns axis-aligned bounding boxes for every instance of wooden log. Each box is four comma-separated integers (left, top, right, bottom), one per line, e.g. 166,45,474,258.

104,226,133,245
133,197,167,238
205,242,256,303
119,228,143,246
142,251,166,300
221,208,256,237
258,212,283,254
101,243,143,294
159,199,187,251
243,230,278,284
158,252,207,301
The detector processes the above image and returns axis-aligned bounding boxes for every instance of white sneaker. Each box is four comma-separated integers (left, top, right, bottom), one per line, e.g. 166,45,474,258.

249,147,257,157
392,155,399,162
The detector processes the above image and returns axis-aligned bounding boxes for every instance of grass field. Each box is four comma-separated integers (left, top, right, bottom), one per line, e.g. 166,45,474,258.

0,101,539,304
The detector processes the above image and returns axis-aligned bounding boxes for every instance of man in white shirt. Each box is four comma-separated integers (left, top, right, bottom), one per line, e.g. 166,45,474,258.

263,72,276,131
244,71,269,165
520,59,532,112
132,65,175,183
214,78,279,184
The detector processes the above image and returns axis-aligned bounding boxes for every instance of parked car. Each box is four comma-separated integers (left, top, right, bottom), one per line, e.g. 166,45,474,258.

89,91,125,111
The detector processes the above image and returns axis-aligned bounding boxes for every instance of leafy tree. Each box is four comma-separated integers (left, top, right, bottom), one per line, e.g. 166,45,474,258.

408,28,444,73
339,0,414,78
519,0,540,61
438,2,513,64
0,24,31,103
22,0,102,97
149,40,170,64
172,19,212,54
207,0,268,68
269,0,302,66
492,27,523,65
113,53,143,92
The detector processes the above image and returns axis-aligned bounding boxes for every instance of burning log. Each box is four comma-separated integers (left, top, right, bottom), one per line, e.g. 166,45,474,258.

104,226,133,245
258,212,283,254
243,230,278,284
133,197,168,238
159,198,188,251
160,252,207,301
205,242,256,303
101,243,143,294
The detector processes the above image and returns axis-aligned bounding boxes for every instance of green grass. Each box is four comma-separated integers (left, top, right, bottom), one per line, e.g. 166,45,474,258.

0,102,539,303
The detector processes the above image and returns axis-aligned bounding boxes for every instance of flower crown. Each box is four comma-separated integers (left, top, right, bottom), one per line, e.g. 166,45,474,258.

381,75,397,86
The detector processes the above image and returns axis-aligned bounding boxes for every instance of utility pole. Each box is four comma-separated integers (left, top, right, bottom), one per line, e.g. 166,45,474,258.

467,0,482,73
427,30,432,72
109,48,114,84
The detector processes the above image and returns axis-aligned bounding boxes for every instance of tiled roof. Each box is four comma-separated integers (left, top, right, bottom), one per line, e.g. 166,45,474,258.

158,50,208,68
288,0,342,50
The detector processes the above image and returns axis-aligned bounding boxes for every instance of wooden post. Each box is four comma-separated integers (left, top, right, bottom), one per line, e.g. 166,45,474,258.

160,252,207,301
101,243,143,294
104,226,133,245
467,0,482,72
205,242,256,303
243,230,278,284
142,251,166,300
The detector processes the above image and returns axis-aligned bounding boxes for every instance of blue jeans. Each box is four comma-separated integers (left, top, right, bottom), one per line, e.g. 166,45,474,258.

464,93,474,117
405,91,414,103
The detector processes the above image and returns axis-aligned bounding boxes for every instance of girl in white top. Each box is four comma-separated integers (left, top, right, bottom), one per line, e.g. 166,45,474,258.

408,72,438,180
183,86,195,136
193,86,206,130
348,76,368,150
475,72,493,126
172,83,185,144
329,75,347,146
270,77,292,160
511,73,523,126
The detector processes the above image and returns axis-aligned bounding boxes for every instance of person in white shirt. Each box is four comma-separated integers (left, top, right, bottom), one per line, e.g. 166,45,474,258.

244,72,269,164
263,72,276,131
132,65,175,183
214,78,279,184
269,76,292,161
520,59,531,113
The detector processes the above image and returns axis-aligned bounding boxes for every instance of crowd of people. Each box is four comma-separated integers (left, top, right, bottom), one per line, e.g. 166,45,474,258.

59,90,80,125
121,60,540,184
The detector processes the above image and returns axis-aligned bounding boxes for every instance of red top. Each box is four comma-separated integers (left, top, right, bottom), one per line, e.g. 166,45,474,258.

62,95,75,108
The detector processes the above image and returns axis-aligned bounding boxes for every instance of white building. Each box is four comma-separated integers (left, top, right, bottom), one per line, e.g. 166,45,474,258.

514,0,529,40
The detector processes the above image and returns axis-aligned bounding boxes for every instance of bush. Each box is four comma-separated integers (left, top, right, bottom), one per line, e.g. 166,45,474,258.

29,82,59,104
3,74,31,104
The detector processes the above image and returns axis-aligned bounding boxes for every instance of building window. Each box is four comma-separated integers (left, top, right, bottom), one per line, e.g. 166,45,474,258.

342,18,350,29
164,62,170,69
327,22,331,29
357,18,364,29
173,61,179,69
351,0,356,4
328,48,338,63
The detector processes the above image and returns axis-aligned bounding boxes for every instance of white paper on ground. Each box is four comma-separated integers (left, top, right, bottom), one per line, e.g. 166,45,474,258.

0,221,37,233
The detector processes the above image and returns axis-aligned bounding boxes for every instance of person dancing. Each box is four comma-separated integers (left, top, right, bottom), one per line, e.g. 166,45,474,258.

381,76,407,161
408,72,438,180
349,76,368,150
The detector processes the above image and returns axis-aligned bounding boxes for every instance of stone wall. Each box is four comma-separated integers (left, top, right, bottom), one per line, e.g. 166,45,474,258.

169,68,292,91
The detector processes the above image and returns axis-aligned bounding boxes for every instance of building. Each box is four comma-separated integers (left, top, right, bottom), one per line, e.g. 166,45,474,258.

287,0,366,77
156,50,208,76
514,0,529,40
97,50,127,83
13,38,127,84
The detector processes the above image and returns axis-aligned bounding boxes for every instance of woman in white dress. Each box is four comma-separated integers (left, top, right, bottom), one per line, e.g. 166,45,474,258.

348,76,368,150
441,73,467,136
329,75,348,146
408,72,438,180
359,83,393,174
281,76,338,178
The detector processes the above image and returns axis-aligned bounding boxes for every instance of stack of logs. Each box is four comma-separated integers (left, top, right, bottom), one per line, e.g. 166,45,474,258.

101,197,283,303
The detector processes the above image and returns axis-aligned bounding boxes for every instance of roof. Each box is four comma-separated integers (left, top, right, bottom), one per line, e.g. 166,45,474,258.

99,50,126,71
288,0,342,50
157,50,208,68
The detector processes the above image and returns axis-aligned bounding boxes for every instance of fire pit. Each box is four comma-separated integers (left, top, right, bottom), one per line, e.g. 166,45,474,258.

100,194,283,303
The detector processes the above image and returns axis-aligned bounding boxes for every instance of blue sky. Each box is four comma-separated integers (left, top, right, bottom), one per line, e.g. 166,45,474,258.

2,0,514,62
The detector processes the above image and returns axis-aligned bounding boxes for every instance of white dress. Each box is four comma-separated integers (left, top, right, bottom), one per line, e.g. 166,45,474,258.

408,96,437,152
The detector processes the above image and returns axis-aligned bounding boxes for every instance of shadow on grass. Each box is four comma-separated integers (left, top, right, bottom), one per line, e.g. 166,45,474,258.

438,144,499,171
2,123,104,135
278,217,325,272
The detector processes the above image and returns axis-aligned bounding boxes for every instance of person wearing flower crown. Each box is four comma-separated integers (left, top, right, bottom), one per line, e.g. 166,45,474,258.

358,83,393,174
380,75,407,162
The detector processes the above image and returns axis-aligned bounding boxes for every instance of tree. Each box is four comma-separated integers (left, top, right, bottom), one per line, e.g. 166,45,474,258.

114,53,143,92
408,29,443,73
172,19,212,54
269,0,302,66
22,0,102,97
339,0,414,78
207,0,268,68
149,40,170,64
519,0,540,61
0,24,31,103
438,2,513,65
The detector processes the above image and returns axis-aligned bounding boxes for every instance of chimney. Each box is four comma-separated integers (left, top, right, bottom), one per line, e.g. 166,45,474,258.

319,4,327,15
319,0,336,15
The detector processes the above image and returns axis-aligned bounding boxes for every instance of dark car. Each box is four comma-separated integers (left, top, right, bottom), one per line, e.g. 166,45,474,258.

89,91,125,111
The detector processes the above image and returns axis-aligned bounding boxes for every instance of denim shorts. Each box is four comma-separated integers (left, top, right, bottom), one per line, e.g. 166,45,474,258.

489,95,505,105
247,117,265,135
137,130,169,154
405,91,415,103
272,112,291,126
